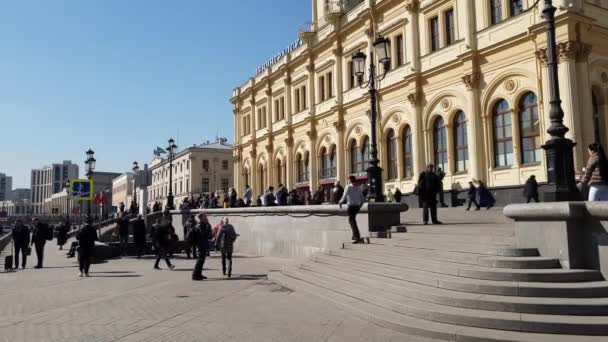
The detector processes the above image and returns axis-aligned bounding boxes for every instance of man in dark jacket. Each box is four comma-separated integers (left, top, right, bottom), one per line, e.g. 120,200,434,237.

276,184,288,206
393,188,403,203
263,186,276,207
154,212,175,270
31,218,50,268
131,214,147,259
216,218,238,278
183,215,197,259
466,181,480,211
192,213,213,281
117,214,130,256
417,164,443,225
11,219,30,269
524,175,539,203
332,181,344,204
76,219,98,277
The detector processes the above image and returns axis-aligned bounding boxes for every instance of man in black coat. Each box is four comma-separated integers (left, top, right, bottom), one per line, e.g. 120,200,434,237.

117,214,130,256
276,184,288,206
192,213,213,281
154,212,175,270
76,219,98,277
31,218,50,268
524,175,539,203
11,219,30,269
417,164,443,225
263,186,277,207
131,214,147,259
393,188,403,203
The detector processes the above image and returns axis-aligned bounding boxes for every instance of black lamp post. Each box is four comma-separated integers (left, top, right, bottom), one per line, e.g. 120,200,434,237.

166,138,178,210
352,36,391,203
533,0,579,201
85,149,96,220
132,161,140,212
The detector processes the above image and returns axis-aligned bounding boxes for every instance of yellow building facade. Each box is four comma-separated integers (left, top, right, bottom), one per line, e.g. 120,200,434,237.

231,0,608,200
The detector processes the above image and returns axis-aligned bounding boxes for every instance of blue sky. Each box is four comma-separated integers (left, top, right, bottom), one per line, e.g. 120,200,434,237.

0,0,310,188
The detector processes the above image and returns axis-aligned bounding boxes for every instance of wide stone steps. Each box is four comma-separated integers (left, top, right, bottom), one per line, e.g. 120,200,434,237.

269,271,608,342
393,231,516,245
280,265,608,335
301,260,608,316
346,243,559,269
327,248,602,282
311,253,608,298
373,238,540,257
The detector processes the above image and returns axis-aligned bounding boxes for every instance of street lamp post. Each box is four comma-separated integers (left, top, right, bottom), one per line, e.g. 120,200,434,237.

85,149,96,221
166,138,178,210
132,161,140,213
352,36,391,203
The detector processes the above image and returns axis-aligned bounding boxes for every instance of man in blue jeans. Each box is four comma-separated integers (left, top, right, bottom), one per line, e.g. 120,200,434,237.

339,175,365,244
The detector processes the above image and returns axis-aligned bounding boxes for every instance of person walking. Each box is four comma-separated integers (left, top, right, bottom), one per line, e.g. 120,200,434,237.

332,181,344,204
31,218,50,268
117,214,130,256
76,219,98,277
339,175,366,244
131,214,147,259
216,218,238,278
244,185,252,207
183,215,197,259
394,188,403,203
582,142,608,201
56,218,70,251
465,181,481,211
192,213,213,281
477,181,496,209
154,211,176,270
417,164,443,225
11,219,30,269
524,175,540,203
263,186,277,207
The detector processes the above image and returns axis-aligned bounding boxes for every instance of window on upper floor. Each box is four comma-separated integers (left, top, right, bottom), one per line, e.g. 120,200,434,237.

294,85,307,112
294,88,301,112
445,9,455,46
274,99,280,122
347,60,356,89
395,34,404,67
279,97,285,120
203,159,209,171
490,0,503,25
510,0,523,17
301,85,307,109
222,160,229,170
319,75,326,102
318,71,333,102
262,106,267,128
430,16,440,52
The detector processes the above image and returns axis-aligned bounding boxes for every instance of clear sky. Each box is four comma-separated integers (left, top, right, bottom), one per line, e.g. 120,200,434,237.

1,0,310,188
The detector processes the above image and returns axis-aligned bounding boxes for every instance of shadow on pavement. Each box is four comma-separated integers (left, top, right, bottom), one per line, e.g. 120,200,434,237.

204,274,267,281
89,274,142,278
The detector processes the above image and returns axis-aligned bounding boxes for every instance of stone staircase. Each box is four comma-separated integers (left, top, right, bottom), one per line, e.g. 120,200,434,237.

269,216,608,341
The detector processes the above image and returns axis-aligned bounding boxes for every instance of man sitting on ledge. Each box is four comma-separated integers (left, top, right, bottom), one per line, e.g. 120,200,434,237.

339,175,365,244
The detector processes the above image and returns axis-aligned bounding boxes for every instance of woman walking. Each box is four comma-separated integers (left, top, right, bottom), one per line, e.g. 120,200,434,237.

582,142,608,201
477,181,495,210
76,219,98,277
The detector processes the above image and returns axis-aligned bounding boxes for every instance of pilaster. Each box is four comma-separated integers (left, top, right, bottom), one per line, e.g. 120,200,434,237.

462,71,483,181
405,1,421,71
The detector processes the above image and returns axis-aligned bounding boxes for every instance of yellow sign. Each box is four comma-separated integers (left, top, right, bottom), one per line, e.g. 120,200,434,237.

69,179,94,201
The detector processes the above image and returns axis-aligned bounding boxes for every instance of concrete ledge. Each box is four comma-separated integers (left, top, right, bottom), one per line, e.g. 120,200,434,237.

503,202,586,221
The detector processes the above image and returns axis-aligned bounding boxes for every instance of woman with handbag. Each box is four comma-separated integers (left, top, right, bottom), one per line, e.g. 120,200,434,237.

582,142,608,201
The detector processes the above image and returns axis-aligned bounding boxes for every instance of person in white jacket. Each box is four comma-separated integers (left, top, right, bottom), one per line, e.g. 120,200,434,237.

339,175,365,244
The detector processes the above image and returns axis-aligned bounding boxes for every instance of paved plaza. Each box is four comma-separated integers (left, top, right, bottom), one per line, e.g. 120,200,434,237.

0,241,434,342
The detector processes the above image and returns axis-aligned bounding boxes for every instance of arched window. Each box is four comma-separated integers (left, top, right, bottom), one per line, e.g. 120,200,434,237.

304,153,310,182
350,140,360,175
329,145,337,178
319,147,328,179
386,129,398,179
453,111,468,172
361,136,370,173
297,154,305,183
519,92,541,164
493,99,513,167
433,117,448,172
402,126,414,179
276,159,283,185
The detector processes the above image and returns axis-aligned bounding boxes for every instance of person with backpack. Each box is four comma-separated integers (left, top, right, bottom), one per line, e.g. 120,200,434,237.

76,219,98,277
11,219,30,269
192,213,213,281
215,218,238,278
31,218,51,269
582,142,608,201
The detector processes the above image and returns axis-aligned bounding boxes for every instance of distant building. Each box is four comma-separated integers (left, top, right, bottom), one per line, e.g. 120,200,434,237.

90,172,121,219
30,161,79,214
0,173,13,201
11,188,31,202
112,173,134,211
0,199,31,217
147,138,234,209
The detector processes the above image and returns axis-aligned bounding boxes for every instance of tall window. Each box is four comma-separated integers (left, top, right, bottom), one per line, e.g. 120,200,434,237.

302,86,307,109
350,140,361,174
276,159,283,185
294,88,301,112
519,92,541,164
262,107,267,128
203,160,209,171
402,126,414,179
279,97,285,120
510,0,523,16
445,9,455,45
491,0,503,25
386,129,398,180
328,145,336,178
327,72,333,98
434,117,448,172
221,179,229,191
320,147,328,179
454,111,469,172
258,165,265,191
202,178,209,193
297,153,309,183
348,61,356,89
493,99,514,167
222,160,229,170
395,34,404,67
319,75,326,102
361,136,370,172
430,16,440,52
274,99,280,122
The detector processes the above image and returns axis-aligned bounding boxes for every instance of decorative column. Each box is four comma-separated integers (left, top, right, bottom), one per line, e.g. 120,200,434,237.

308,131,318,192
460,0,477,50
250,149,258,197
574,43,594,158
266,87,274,132
445,121,455,175
462,72,482,182
334,119,346,185
307,61,316,117
536,48,552,142
511,108,522,168
557,40,584,172
333,44,344,106
250,98,257,140
408,91,424,176
285,135,295,190
396,128,404,181
266,143,274,190
284,70,293,125
405,0,421,70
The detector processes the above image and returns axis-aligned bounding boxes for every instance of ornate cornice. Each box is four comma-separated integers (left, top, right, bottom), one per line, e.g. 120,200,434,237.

306,130,317,140
405,0,420,13
577,43,592,63
462,72,481,91
558,40,578,62
333,120,345,132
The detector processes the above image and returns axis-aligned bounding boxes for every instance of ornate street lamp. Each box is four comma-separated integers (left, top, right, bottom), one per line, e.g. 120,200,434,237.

132,161,140,212
166,138,178,210
85,149,96,220
351,36,391,203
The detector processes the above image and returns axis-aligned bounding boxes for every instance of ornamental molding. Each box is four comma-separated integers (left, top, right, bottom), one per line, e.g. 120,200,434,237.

440,98,451,112
462,72,481,91
504,79,518,94
535,48,548,66
576,43,592,63
333,120,345,132
558,40,579,62
407,91,422,106
306,130,317,140
405,0,420,13
392,114,400,124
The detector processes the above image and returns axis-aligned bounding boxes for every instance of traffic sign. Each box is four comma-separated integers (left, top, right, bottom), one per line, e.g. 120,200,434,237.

70,179,94,201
